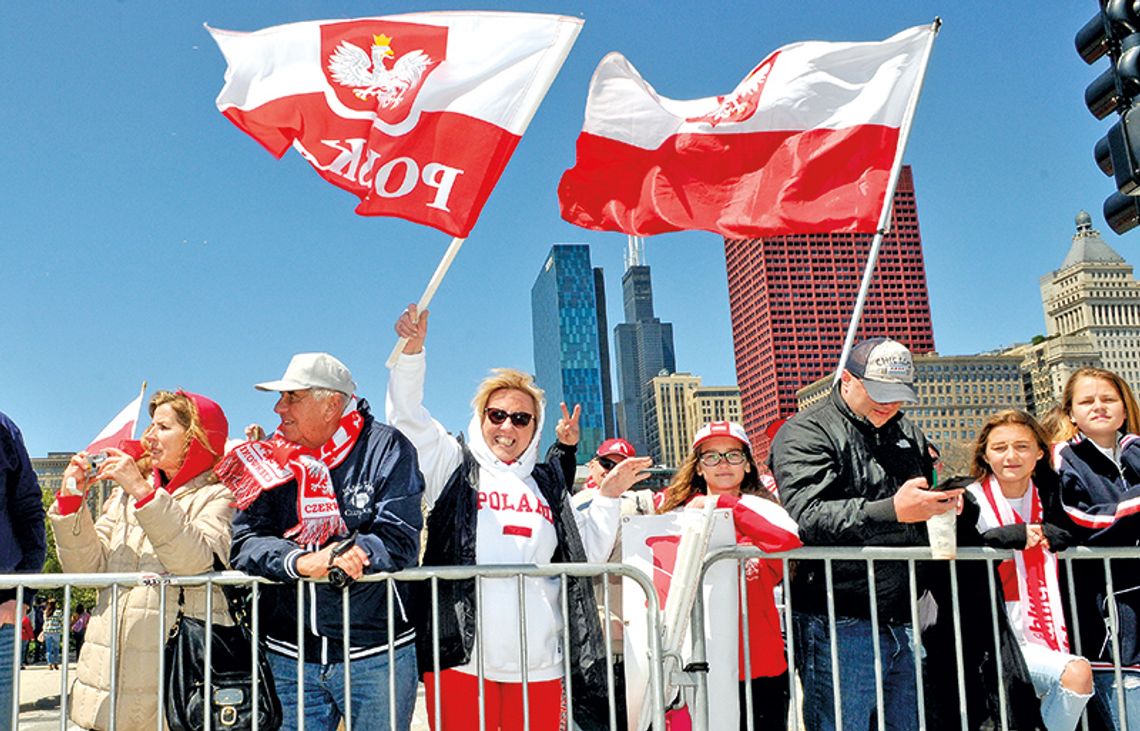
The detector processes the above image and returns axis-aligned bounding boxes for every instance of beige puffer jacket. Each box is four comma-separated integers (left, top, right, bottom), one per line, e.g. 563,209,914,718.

48,471,235,731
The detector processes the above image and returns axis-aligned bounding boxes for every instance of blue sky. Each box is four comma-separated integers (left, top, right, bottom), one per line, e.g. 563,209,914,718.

0,2,1119,456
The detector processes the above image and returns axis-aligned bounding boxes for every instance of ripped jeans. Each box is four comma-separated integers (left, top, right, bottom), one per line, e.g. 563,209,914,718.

1021,643,1094,731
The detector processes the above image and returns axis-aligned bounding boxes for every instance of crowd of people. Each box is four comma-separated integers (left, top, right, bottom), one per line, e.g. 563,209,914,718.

2,316,1140,731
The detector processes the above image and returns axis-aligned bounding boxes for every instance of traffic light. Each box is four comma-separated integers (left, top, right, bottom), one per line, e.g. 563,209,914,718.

1077,0,1140,233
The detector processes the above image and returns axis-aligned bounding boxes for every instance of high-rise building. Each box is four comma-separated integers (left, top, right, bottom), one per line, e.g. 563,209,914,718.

724,165,936,456
532,244,611,462
643,373,742,467
614,236,676,454
593,267,615,438
1039,211,1140,395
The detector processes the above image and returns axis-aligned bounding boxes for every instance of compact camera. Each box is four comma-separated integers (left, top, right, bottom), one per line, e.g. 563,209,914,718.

327,532,358,590
85,453,107,479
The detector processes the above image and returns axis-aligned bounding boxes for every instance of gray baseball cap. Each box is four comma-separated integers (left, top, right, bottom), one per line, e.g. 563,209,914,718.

255,352,356,395
845,338,917,404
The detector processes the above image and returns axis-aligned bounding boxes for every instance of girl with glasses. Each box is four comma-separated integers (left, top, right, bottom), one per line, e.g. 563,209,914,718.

656,421,802,731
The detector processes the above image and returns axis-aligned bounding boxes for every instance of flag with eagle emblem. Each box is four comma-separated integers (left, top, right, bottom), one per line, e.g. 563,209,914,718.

208,12,581,237
558,25,932,238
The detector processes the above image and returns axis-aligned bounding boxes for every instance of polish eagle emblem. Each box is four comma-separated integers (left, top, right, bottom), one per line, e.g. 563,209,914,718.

687,52,779,127
327,34,432,108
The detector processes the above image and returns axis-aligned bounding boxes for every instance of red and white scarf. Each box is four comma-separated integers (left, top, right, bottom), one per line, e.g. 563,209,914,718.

969,476,1068,652
216,410,364,545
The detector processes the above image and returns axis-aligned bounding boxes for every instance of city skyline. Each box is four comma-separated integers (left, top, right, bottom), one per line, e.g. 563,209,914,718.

1,3,1126,456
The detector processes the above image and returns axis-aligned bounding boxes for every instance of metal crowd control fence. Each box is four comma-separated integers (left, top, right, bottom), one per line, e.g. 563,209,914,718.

688,544,1140,731
0,562,666,731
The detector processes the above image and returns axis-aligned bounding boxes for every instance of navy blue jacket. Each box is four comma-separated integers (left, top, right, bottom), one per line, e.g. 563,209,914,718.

0,411,46,605
230,399,425,664
1055,435,1140,669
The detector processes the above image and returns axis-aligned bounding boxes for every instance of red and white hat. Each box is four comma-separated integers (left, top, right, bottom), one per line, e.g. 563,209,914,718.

596,437,636,459
692,421,751,450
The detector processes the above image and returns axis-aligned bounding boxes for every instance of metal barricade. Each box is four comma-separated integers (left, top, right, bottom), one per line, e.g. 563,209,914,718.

687,544,1140,731
0,562,666,731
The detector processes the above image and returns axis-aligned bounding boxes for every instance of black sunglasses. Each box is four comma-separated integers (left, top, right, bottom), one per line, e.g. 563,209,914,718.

597,456,619,471
484,408,534,428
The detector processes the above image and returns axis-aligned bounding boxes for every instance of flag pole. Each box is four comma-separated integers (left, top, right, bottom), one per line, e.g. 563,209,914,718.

385,19,584,369
832,18,941,385
132,381,147,439
385,236,466,367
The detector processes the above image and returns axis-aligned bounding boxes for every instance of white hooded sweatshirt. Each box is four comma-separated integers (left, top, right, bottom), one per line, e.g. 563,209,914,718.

386,350,620,682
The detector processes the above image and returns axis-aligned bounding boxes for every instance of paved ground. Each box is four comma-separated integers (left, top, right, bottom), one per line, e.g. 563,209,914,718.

14,663,432,730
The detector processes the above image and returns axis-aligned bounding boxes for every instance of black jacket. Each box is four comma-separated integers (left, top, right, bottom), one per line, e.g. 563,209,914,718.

230,399,425,664
769,388,934,623
0,411,46,606
922,473,1082,731
414,439,612,730
1056,436,1140,668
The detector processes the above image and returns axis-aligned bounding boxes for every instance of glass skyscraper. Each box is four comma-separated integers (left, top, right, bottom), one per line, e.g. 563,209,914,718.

531,244,611,463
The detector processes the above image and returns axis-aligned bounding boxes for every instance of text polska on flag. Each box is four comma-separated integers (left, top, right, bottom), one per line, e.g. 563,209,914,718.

207,12,582,238
557,24,933,239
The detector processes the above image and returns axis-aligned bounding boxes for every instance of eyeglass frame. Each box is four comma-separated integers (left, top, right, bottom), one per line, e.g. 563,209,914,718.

483,407,535,428
697,449,748,467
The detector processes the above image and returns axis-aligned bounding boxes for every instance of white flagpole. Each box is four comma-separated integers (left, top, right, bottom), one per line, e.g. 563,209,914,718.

133,380,147,439
385,18,584,368
832,18,941,385
385,236,466,367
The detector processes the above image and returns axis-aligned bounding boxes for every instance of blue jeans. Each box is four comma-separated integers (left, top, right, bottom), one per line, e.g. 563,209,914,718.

267,643,417,731
1093,669,1140,731
44,634,60,665
794,613,918,731
0,625,14,731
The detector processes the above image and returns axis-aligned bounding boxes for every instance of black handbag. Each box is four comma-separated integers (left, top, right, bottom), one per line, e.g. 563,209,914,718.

164,563,282,730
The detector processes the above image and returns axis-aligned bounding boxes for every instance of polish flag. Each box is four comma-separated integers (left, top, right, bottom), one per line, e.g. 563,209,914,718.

558,25,932,238
86,387,145,454
208,13,581,238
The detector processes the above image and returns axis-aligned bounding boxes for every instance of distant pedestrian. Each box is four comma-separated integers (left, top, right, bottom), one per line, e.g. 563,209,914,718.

0,410,48,731
40,598,63,671
70,604,90,657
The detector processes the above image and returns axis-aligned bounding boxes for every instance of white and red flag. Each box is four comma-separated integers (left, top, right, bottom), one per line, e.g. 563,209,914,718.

558,25,932,238
85,385,146,454
208,12,582,237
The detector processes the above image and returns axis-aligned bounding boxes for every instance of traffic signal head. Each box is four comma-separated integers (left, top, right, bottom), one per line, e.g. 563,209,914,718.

1078,0,1140,233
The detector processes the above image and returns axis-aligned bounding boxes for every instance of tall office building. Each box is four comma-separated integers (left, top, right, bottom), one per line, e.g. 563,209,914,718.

643,373,742,467
1039,211,1140,395
724,165,936,455
614,236,676,454
532,244,611,462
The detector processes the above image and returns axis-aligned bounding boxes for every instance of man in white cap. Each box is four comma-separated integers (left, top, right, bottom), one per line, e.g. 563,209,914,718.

222,352,425,731
769,337,962,731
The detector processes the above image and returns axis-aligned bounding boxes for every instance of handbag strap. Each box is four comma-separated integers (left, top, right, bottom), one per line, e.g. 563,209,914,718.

170,554,247,628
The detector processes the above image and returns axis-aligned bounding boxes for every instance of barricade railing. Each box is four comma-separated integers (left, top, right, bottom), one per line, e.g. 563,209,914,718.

0,562,666,731
690,545,1140,731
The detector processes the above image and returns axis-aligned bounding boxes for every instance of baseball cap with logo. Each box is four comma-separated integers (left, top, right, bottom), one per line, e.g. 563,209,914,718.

692,421,752,451
255,352,357,396
596,438,636,459
844,338,917,404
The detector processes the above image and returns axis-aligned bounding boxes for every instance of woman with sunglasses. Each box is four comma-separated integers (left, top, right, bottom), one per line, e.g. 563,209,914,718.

656,421,802,731
388,305,652,731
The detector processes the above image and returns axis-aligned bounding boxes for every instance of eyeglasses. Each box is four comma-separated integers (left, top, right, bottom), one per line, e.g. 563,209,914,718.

698,449,747,467
280,390,311,405
597,456,620,471
484,408,534,428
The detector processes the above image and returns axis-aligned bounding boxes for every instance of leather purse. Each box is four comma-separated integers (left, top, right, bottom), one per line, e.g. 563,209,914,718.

164,562,282,730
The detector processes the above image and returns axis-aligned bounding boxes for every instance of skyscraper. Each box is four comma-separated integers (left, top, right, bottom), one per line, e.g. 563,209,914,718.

531,244,611,462
614,236,676,455
1039,211,1140,395
724,165,936,454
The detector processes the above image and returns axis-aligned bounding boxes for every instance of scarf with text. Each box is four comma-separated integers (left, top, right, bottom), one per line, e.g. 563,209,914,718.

215,409,363,545
970,476,1068,652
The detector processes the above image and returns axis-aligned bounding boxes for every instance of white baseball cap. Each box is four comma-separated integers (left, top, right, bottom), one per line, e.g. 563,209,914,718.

845,338,917,404
692,421,751,450
255,352,356,395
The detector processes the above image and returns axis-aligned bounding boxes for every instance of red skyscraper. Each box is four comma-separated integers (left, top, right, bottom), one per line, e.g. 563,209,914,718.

724,165,935,455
